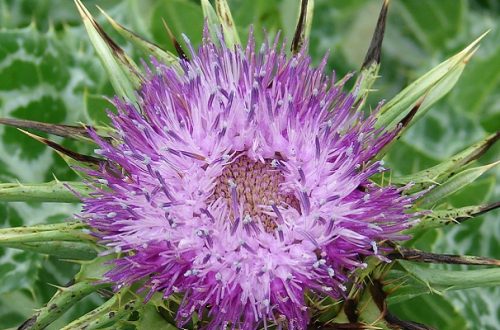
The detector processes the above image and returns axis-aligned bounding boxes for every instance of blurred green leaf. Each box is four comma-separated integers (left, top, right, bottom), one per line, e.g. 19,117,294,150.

136,304,178,329
392,0,466,54
384,140,437,176
453,46,500,115
150,0,204,53
389,294,468,330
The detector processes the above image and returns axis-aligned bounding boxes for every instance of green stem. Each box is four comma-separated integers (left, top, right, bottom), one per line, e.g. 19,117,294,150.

388,245,500,266
0,221,99,259
59,295,119,330
20,280,110,330
406,202,500,233
0,230,93,243
0,181,90,203
0,221,86,232
60,293,143,330
85,300,142,330
0,224,95,243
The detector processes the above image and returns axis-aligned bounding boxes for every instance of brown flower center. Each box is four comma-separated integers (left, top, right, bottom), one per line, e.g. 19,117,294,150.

211,156,299,232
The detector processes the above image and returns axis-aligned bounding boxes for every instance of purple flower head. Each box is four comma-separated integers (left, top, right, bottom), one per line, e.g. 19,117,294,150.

82,32,415,329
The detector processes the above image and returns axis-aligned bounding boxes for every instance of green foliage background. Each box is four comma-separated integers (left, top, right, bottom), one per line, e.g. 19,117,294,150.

0,0,498,329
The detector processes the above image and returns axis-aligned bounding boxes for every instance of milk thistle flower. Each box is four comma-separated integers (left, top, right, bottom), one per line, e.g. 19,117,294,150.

0,1,499,329
82,28,416,329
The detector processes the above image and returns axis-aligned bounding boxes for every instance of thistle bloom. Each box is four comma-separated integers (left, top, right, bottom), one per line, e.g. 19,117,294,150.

82,33,415,329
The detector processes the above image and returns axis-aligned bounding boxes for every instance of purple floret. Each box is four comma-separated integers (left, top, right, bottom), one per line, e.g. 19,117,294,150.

81,32,415,329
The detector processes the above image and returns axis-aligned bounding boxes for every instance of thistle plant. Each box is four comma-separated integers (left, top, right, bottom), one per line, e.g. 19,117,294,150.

0,0,499,329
